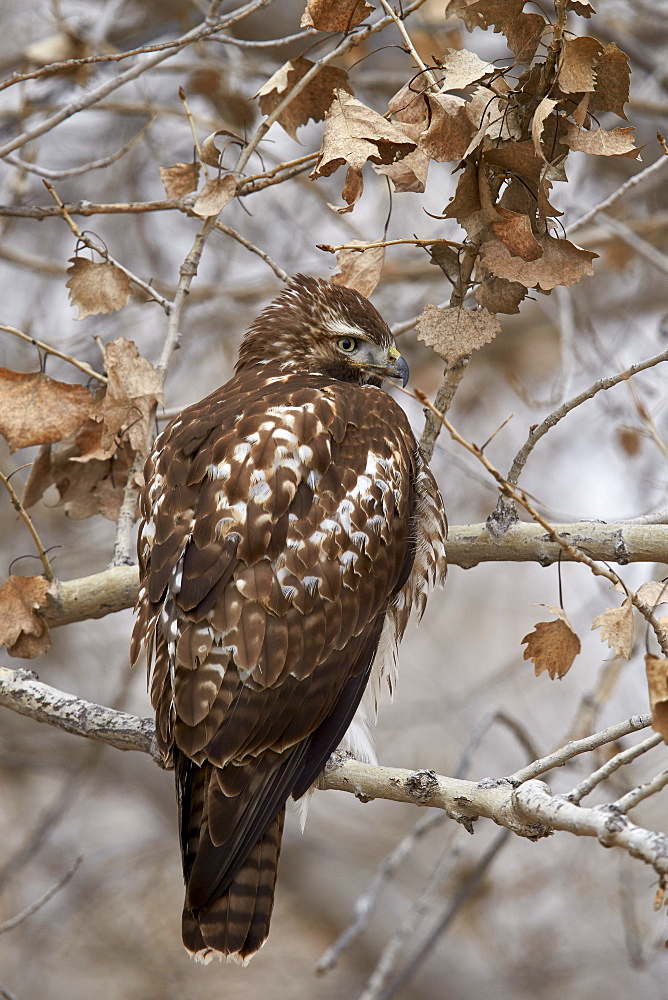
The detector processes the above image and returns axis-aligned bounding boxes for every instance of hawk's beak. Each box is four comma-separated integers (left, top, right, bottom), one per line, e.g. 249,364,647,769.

387,346,409,387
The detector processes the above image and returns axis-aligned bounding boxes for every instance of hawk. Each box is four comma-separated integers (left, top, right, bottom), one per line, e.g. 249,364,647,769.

131,275,447,964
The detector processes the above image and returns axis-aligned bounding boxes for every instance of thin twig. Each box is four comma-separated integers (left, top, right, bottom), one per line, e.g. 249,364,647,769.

597,212,668,276
377,0,440,89
0,324,107,384
43,181,173,315
613,768,668,814
0,857,83,934
318,237,467,253
568,152,668,233
214,222,289,282
0,470,53,580
566,733,663,804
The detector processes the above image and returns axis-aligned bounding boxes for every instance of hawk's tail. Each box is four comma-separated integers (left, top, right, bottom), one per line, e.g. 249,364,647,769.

182,809,285,965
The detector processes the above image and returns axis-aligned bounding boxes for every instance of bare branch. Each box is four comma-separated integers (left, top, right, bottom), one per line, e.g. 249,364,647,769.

214,222,289,282
0,470,53,581
569,151,668,233
0,856,83,934
567,733,663,804
0,666,162,764
0,324,107,384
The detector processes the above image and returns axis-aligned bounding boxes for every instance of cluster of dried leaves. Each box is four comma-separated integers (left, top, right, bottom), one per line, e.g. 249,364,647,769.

522,582,668,741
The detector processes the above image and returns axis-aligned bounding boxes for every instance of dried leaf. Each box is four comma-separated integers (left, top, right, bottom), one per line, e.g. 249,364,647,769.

331,242,385,297
311,91,416,179
192,174,237,218
442,162,482,220
566,0,595,15
645,654,668,742
199,129,244,168
374,121,429,192
590,42,630,119
636,581,668,607
328,166,364,213
572,92,591,129
439,48,493,90
300,0,373,31
98,337,163,456
418,94,476,162
561,123,641,158
66,258,132,320
558,35,603,93
465,86,521,143
159,161,200,199
429,243,464,283
255,58,352,139
450,0,524,32
480,234,597,290
0,369,96,452
591,599,634,659
504,12,545,65
616,426,641,456
531,97,558,159
484,141,543,189
416,305,500,364
388,79,430,126
522,606,581,679
475,269,527,314
492,207,542,261
0,575,51,658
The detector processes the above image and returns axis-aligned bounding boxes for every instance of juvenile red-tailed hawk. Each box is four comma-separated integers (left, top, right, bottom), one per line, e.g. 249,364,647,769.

131,275,446,963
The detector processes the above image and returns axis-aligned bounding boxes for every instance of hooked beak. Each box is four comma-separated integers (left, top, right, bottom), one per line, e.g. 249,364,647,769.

386,346,409,387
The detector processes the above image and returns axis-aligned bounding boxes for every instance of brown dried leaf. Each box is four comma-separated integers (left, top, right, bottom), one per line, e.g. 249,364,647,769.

465,86,521,143
374,121,429,192
492,207,543,261
66,258,132,320
159,161,200,199
591,599,634,659
429,243,463,283
199,129,245,168
300,0,373,30
439,47,493,90
98,337,163,455
449,0,524,31
442,162,481,220
475,268,527,314
480,234,597,291
558,35,603,93
192,174,237,218
416,305,500,364
484,140,543,189
590,42,630,119
0,575,51,658
311,91,416,179
645,654,668,742
328,166,364,213
572,92,591,129
561,123,641,158
331,242,385,297
255,57,352,139
504,12,545,65
522,606,581,679
418,94,476,162
0,369,96,452
531,97,558,159
566,0,595,15
388,79,430,126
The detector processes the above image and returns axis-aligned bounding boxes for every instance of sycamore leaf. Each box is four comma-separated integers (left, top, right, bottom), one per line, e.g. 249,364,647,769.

558,35,603,93
590,42,630,119
0,369,96,452
159,161,200,199
561,123,641,158
416,305,500,364
192,174,237,218
255,57,352,139
331,242,385,297
0,575,51,658
522,605,581,679
645,654,668,742
439,48,493,90
591,599,634,659
480,234,597,291
419,94,476,162
311,91,416,179
300,0,373,30
66,258,132,320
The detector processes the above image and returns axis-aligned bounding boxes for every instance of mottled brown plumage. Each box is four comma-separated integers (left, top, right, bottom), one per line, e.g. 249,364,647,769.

131,275,446,963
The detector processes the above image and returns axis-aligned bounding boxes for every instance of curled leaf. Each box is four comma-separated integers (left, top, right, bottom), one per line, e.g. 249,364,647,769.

591,600,634,659
192,174,237,218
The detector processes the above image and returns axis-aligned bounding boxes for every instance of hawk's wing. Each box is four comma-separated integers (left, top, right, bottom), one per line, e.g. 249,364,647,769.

131,368,434,961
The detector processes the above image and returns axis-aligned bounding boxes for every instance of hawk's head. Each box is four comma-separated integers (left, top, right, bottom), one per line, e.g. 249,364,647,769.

235,274,409,387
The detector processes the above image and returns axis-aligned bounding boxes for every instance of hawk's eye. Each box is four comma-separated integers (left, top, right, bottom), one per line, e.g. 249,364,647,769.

337,337,357,353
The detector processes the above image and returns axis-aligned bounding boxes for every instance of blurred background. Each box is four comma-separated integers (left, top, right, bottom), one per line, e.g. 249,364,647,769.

0,1,667,998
